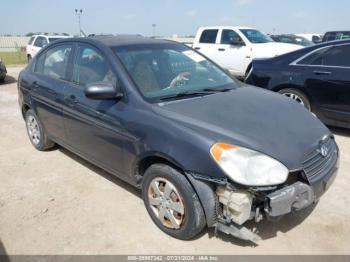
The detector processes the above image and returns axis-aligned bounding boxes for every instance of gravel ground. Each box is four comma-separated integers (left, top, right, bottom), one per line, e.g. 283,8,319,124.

0,66,350,255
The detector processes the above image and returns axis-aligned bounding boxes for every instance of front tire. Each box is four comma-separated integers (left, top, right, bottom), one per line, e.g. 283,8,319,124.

142,164,206,240
25,109,55,151
278,88,311,111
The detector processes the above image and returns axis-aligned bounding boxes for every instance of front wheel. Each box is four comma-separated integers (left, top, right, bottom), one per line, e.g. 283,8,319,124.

142,164,206,240
278,88,311,111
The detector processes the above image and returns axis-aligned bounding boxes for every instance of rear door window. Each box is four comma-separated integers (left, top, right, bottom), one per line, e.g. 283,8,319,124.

321,45,350,67
199,30,218,44
297,47,331,65
35,44,72,80
297,45,350,67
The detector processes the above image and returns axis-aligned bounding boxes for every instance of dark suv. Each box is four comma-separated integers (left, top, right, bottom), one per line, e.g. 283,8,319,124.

18,35,339,242
323,31,350,42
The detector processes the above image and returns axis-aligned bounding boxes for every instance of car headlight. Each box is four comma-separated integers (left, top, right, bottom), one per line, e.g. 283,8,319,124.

210,143,289,186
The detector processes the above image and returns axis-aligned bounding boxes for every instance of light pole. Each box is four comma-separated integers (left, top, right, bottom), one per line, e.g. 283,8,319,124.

152,24,156,38
75,9,83,36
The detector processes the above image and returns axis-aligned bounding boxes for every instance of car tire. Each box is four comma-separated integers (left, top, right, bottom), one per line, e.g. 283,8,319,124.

142,163,206,240
278,88,311,111
0,76,5,83
27,55,32,63
25,109,55,151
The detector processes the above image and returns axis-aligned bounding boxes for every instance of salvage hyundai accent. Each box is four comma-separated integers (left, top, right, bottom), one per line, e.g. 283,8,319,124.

18,35,339,242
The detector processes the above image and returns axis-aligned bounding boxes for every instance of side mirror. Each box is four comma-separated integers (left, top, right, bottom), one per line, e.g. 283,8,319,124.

85,82,123,100
229,39,245,46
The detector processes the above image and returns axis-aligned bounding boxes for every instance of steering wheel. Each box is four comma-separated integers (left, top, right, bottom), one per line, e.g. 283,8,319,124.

169,72,192,88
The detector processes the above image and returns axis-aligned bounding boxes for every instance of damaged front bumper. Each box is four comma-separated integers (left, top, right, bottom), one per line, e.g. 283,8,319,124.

187,152,339,243
266,157,339,219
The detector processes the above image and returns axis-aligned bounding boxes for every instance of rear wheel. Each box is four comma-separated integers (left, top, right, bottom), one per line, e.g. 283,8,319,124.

278,88,311,111
142,164,206,240
27,55,32,63
25,109,55,151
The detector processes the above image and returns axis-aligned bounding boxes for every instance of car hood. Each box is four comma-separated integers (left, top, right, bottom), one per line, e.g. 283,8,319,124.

252,42,303,58
154,85,330,170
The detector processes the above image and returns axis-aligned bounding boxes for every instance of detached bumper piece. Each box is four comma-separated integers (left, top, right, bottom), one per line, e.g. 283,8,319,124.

266,182,315,217
216,222,261,243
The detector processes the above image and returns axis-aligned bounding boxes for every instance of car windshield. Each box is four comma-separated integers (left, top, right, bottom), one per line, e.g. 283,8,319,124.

114,43,235,102
240,29,273,43
293,36,313,46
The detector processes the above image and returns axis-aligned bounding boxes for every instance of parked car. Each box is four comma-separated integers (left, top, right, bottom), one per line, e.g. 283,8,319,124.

192,26,302,78
0,59,6,82
322,31,350,42
246,39,350,129
18,35,338,242
26,34,71,62
270,34,314,47
295,34,323,44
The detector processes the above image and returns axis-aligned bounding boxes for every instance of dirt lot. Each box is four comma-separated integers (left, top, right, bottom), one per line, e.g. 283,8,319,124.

0,66,350,255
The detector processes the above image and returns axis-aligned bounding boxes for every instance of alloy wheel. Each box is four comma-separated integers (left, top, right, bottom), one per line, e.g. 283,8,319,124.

282,92,305,106
26,115,41,145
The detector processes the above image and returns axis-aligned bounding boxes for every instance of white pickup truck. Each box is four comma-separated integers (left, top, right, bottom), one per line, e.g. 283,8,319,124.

192,26,302,78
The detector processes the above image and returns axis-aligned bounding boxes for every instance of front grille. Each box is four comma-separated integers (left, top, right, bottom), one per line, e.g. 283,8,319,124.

301,137,338,183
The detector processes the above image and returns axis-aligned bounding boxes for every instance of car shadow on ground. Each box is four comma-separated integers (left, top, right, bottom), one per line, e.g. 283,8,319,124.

57,146,316,247
58,147,141,199
0,75,17,85
0,239,10,262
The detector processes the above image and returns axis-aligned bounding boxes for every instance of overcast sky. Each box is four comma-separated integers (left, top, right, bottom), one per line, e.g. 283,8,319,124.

2,0,349,36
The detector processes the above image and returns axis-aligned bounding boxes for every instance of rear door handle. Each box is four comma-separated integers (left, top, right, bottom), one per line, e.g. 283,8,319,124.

218,48,225,51
314,71,332,76
194,47,201,50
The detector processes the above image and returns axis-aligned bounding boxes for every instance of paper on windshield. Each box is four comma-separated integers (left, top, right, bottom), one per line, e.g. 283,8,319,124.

182,50,205,63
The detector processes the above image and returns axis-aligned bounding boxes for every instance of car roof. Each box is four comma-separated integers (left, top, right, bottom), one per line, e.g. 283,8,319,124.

197,26,255,31
54,35,178,48
32,34,71,38
324,31,350,34
313,38,350,47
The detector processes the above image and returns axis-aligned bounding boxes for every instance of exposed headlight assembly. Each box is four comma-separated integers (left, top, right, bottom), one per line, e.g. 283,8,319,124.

210,143,289,186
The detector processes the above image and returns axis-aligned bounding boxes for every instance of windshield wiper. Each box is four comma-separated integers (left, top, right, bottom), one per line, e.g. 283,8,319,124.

202,87,233,92
159,90,218,101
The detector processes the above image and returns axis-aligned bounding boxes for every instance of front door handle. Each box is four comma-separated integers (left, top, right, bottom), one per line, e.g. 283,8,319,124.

218,48,225,51
32,81,40,89
64,95,77,106
314,71,332,76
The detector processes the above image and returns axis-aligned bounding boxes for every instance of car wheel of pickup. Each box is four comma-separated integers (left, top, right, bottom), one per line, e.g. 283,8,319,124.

25,109,55,151
278,88,311,111
142,164,206,240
